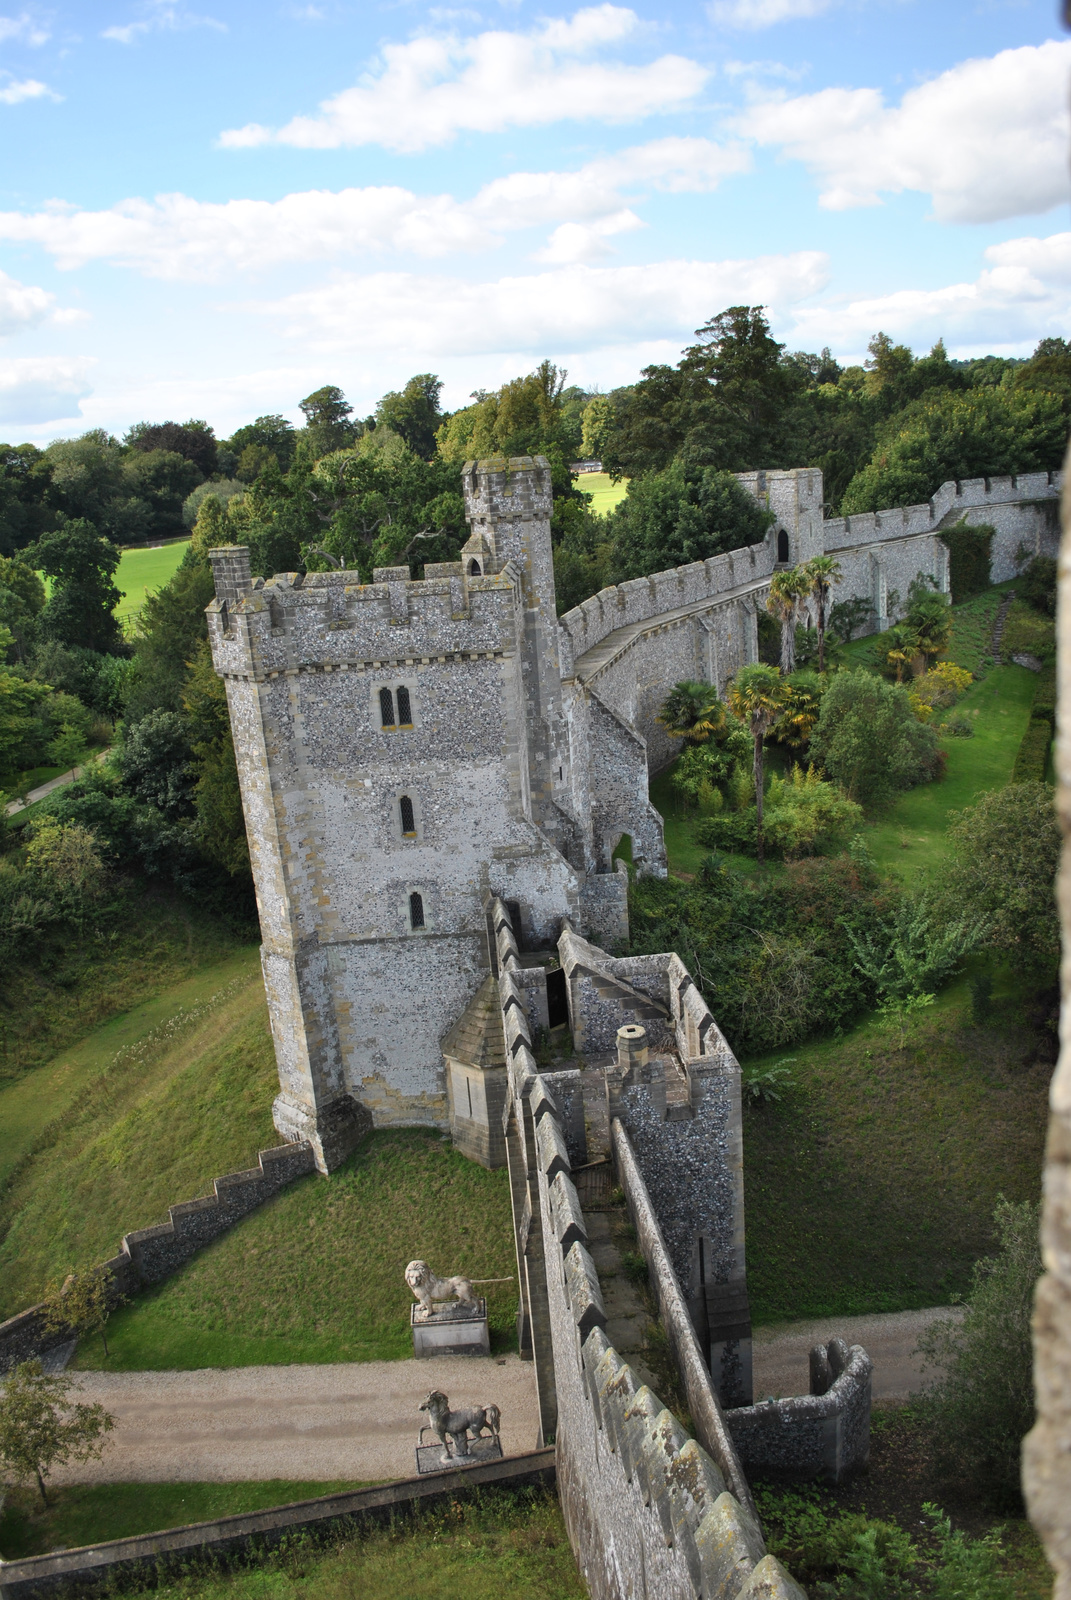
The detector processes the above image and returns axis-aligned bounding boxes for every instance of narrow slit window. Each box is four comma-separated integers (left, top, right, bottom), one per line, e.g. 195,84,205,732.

466,1078,473,1118
397,685,413,727
379,687,396,728
400,795,416,837
409,890,425,928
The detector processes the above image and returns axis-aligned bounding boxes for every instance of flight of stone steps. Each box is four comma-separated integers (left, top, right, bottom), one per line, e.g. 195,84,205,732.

990,589,1016,664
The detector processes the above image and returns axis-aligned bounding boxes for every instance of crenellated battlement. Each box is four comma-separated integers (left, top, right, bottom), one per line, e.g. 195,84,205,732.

462,453,554,529
207,549,524,680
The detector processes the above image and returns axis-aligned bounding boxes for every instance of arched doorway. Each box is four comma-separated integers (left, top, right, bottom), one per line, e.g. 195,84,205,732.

777,528,790,563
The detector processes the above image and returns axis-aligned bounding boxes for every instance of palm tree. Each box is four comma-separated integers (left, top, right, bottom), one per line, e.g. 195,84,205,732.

884,622,921,682
766,568,810,674
728,664,791,862
657,680,727,746
803,555,843,672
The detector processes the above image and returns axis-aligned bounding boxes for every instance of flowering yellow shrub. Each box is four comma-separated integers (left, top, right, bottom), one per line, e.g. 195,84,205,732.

909,661,973,721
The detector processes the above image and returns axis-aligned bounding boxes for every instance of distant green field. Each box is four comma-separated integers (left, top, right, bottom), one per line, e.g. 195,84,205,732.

577,471,628,516
115,540,190,622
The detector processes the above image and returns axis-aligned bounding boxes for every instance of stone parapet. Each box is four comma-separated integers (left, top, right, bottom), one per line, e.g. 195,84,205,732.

724,1340,873,1485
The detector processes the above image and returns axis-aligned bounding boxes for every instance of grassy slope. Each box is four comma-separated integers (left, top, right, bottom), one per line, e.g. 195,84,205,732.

74,1130,517,1370
115,539,190,622
3,1490,584,1599
0,966,277,1317
0,886,250,1083
742,976,1049,1324
0,947,260,1191
647,589,1051,1324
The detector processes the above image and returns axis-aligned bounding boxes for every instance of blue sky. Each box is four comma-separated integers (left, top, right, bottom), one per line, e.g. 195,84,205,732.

0,0,1068,442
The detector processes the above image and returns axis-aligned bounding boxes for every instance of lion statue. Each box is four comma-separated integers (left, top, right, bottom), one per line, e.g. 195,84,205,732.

404,1260,512,1320
419,1389,501,1465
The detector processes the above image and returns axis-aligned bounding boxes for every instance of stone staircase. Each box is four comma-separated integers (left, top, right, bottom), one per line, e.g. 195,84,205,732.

990,589,1016,664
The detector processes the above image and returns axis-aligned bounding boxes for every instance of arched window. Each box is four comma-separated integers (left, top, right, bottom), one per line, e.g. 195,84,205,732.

397,685,413,727
379,687,396,728
777,529,790,564
400,795,416,837
469,559,481,575
409,891,425,929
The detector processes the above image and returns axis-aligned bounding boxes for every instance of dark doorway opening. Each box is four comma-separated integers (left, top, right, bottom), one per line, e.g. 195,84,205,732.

546,968,569,1029
777,528,790,563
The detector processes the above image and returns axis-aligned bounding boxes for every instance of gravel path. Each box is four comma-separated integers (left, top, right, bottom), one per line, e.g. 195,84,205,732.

56,1308,955,1485
753,1306,963,1402
57,1355,539,1485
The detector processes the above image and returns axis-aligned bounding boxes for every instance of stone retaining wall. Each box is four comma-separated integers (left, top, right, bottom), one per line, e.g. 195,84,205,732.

0,1142,315,1373
725,1341,873,1486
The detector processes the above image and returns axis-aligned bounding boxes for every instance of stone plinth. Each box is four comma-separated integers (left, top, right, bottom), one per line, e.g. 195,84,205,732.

411,1299,490,1358
415,1435,504,1475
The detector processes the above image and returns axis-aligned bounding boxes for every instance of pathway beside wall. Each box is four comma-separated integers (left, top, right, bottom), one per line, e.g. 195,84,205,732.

753,1306,962,1403
52,1355,538,1484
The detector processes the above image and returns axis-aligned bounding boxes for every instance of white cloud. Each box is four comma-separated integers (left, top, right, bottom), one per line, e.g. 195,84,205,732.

219,6,709,152
788,232,1071,355
0,357,93,426
102,3,226,44
535,210,644,264
0,137,749,278
0,268,54,334
0,13,50,46
0,75,59,103
238,251,829,357
710,0,833,27
740,40,1071,224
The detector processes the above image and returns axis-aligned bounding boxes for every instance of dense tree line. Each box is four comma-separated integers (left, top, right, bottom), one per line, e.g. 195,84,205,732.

0,313,1065,955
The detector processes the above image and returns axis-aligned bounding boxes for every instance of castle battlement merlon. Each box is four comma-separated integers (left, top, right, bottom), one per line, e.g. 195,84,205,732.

207,551,525,681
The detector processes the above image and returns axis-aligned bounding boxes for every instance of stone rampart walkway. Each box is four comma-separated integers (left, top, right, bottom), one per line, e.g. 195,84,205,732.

56,1354,539,1485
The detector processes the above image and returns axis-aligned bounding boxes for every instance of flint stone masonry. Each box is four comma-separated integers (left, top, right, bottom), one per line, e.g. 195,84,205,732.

487,896,805,1598
725,1340,873,1485
0,1144,314,1374
209,458,1058,1167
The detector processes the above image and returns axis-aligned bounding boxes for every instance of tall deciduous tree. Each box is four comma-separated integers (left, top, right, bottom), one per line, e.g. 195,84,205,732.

28,520,123,654
728,663,790,861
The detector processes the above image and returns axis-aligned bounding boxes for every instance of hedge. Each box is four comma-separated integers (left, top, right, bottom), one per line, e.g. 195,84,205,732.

939,520,994,602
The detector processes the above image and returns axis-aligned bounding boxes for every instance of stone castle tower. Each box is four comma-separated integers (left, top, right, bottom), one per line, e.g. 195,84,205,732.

206,455,645,1172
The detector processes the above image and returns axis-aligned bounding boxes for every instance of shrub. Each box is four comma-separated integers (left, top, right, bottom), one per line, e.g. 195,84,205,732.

939,521,995,601
1000,598,1054,665
943,715,974,738
909,662,973,719
808,670,941,809
697,767,862,859
946,781,1059,971
844,891,982,1001
116,708,195,819
1017,553,1056,616
1011,719,1050,783
915,1198,1041,1508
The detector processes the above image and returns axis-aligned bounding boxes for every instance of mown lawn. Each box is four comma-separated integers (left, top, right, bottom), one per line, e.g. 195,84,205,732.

73,1129,517,1370
0,1480,376,1560
115,539,190,623
576,470,628,517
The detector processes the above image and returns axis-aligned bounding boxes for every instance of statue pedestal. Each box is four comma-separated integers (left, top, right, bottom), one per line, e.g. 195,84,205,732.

411,1298,490,1358
415,1435,503,1475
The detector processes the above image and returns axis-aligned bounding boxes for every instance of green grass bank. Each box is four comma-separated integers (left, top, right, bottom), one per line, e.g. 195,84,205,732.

73,1129,516,1369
